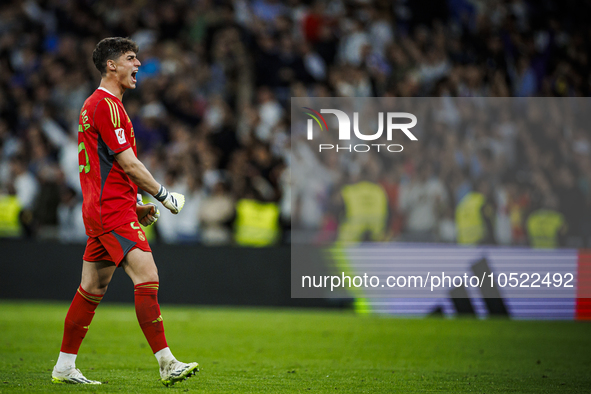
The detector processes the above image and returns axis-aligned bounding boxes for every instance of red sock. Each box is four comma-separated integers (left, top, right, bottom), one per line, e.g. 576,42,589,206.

60,286,103,354
134,282,168,353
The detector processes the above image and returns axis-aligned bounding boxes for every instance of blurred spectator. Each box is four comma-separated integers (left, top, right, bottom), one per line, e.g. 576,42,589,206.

252,0,287,23
0,0,589,250
0,189,21,237
234,183,280,247
9,155,38,211
338,19,370,67
526,195,567,249
199,180,234,245
337,178,388,244
455,178,496,245
57,186,86,243
511,56,537,97
438,202,456,243
255,87,284,142
399,163,447,242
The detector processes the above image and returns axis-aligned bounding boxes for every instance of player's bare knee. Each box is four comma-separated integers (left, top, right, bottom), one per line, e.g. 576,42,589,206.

148,272,159,283
80,280,108,295
142,267,159,283
95,284,109,295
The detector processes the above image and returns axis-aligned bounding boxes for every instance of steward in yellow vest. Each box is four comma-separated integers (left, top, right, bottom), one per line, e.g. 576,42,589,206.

0,194,22,237
456,180,496,245
337,181,388,243
234,198,280,247
526,209,566,248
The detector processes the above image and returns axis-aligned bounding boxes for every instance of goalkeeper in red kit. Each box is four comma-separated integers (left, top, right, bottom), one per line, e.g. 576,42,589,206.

51,37,198,386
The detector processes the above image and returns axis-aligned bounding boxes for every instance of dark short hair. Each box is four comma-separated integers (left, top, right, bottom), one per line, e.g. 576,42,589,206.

92,37,139,76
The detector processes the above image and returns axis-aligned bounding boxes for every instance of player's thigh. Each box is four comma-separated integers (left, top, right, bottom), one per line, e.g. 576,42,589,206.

121,248,159,285
81,260,117,294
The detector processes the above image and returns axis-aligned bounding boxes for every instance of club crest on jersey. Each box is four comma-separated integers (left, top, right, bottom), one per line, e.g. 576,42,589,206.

138,231,145,241
115,128,126,144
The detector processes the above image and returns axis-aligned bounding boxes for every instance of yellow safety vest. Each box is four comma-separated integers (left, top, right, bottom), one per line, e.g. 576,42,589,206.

526,209,565,249
235,199,280,247
456,192,485,245
0,194,21,237
338,182,388,243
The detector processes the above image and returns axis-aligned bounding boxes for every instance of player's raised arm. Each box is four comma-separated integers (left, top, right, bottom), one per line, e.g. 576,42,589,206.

115,148,185,214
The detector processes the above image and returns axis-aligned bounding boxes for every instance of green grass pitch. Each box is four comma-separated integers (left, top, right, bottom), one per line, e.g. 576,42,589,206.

0,302,590,393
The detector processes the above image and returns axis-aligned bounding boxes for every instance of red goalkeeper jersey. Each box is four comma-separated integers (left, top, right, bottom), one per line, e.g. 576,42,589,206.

78,87,138,237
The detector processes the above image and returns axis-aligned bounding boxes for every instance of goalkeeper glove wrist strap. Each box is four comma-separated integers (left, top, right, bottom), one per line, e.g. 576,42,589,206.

154,185,169,202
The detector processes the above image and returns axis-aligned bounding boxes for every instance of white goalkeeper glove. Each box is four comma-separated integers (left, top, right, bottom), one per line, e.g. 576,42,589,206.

154,185,185,214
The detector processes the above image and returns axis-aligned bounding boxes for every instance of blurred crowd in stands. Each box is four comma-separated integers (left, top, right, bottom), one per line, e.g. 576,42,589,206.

292,97,591,248
0,0,590,247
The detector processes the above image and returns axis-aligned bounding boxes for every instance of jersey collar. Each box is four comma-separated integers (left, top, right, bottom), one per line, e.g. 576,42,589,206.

98,87,117,98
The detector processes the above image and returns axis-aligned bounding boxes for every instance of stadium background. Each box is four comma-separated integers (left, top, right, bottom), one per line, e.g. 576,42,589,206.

1,0,591,248
1,0,590,315
1,0,591,392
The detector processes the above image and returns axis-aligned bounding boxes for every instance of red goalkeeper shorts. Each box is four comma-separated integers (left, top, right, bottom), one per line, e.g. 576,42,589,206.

83,221,152,266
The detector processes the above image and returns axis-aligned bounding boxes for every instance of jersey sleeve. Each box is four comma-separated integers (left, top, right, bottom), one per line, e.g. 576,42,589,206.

93,98,132,154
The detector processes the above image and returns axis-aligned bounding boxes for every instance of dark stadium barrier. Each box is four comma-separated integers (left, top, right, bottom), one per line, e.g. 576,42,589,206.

0,240,341,308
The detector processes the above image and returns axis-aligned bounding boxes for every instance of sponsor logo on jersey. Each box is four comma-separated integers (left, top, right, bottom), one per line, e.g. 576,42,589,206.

115,128,126,144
